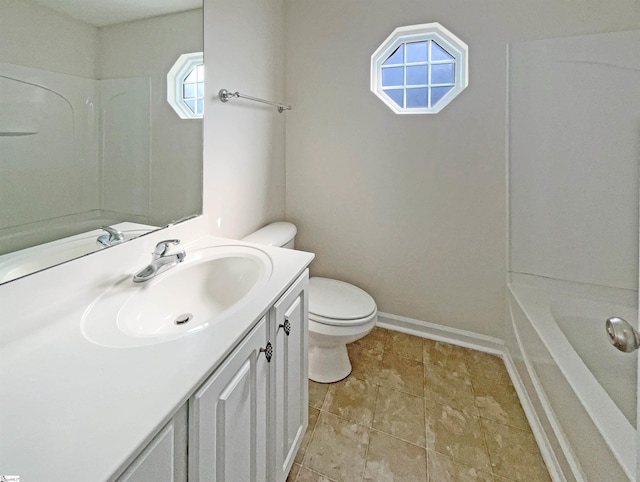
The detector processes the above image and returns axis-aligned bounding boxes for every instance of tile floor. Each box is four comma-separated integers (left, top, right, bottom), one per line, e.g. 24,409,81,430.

287,327,551,482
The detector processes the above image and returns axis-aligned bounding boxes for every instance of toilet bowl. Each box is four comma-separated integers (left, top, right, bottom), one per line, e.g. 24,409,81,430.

308,277,377,382
243,222,378,383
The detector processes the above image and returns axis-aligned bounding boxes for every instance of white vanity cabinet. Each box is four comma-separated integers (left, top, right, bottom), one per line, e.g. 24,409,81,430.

187,269,309,482
270,272,308,482
189,316,271,481
115,404,188,482
117,422,175,482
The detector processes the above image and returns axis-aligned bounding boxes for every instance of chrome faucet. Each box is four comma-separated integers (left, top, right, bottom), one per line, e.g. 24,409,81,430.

97,226,125,247
133,239,186,283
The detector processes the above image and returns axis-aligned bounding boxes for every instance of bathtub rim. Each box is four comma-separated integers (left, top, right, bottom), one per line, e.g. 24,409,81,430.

507,277,636,480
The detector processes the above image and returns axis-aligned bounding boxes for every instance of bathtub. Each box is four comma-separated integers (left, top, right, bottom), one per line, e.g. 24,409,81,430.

505,274,637,482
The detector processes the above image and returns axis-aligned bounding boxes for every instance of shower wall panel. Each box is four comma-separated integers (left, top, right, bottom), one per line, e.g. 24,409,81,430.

509,30,640,290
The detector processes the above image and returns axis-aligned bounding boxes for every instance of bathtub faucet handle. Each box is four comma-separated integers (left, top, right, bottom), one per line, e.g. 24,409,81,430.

605,317,640,353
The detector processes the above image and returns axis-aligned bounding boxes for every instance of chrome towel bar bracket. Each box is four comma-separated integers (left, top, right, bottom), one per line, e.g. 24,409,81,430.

218,88,292,113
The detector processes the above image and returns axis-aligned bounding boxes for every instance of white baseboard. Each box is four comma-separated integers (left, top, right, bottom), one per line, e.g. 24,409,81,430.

376,311,505,354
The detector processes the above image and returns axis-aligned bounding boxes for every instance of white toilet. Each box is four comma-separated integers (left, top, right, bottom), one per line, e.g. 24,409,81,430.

243,222,377,383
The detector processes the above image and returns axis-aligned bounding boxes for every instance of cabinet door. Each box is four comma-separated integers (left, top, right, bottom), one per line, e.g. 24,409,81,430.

271,270,309,482
117,421,175,482
189,317,270,482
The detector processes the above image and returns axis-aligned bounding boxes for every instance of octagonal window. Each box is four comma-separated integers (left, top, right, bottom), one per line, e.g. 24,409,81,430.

167,52,204,119
371,23,468,114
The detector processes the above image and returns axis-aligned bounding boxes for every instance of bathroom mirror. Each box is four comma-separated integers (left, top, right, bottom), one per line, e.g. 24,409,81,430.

0,0,203,284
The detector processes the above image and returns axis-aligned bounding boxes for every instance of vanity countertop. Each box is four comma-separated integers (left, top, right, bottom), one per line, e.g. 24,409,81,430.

0,219,314,481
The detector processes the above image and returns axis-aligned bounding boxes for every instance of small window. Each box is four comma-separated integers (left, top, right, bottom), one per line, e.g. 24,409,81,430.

371,23,468,114
167,52,204,119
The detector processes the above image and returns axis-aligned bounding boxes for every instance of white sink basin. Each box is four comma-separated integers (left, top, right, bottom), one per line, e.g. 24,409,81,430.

82,245,273,347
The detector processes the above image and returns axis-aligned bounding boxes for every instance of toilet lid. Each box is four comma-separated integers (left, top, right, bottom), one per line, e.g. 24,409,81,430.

309,277,376,320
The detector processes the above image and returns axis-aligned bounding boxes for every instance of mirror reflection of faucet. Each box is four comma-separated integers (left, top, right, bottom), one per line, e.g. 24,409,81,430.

96,226,125,247
133,239,186,283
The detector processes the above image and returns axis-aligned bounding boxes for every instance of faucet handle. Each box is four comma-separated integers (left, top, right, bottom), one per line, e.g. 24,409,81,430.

154,239,181,258
97,226,125,247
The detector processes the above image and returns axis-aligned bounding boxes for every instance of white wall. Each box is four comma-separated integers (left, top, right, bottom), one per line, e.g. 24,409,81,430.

284,0,640,338
98,9,203,226
203,0,286,239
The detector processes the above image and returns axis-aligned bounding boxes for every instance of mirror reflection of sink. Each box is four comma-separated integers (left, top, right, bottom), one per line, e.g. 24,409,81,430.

81,245,273,348
0,223,156,283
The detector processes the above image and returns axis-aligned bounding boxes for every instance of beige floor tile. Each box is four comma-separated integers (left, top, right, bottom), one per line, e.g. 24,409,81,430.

372,386,426,446
465,351,512,386
363,429,428,482
295,332,544,482
296,466,337,482
425,399,492,472
295,407,320,464
472,376,530,431
424,364,476,412
427,450,493,482
386,331,423,362
481,418,551,482
347,342,384,384
287,462,301,482
350,326,388,353
378,350,424,396
303,411,369,481
422,339,470,374
309,380,329,409
323,376,378,426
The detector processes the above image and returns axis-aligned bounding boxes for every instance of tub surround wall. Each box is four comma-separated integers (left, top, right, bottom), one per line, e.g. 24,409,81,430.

509,30,640,291
98,9,203,227
284,0,640,339
203,0,286,239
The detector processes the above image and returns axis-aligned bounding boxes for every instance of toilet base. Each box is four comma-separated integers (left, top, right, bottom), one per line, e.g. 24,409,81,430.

308,343,352,383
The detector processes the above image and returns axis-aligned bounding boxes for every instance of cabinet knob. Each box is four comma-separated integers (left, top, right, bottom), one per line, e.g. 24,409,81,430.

260,341,273,362
278,318,291,336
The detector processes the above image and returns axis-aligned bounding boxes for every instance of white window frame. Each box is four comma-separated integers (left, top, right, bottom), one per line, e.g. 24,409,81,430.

167,52,204,119
371,23,468,114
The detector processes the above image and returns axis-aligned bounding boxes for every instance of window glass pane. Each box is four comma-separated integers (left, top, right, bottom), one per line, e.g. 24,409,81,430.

432,41,454,61
382,67,404,87
185,68,197,83
197,82,204,98
406,41,428,63
431,63,455,84
383,89,404,108
406,65,428,85
196,64,204,79
197,99,203,114
406,88,428,108
431,86,453,106
383,45,404,65
183,83,196,99
185,99,196,113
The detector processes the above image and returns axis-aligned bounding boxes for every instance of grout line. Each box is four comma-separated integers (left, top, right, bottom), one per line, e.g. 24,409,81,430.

298,406,322,470
359,384,380,482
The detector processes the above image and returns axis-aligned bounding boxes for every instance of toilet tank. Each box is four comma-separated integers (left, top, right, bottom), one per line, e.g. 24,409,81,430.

243,222,297,249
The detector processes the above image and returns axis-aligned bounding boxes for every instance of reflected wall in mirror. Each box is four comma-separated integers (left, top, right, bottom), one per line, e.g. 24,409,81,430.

0,0,203,284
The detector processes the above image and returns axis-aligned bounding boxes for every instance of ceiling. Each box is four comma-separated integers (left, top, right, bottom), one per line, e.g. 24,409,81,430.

32,0,202,27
